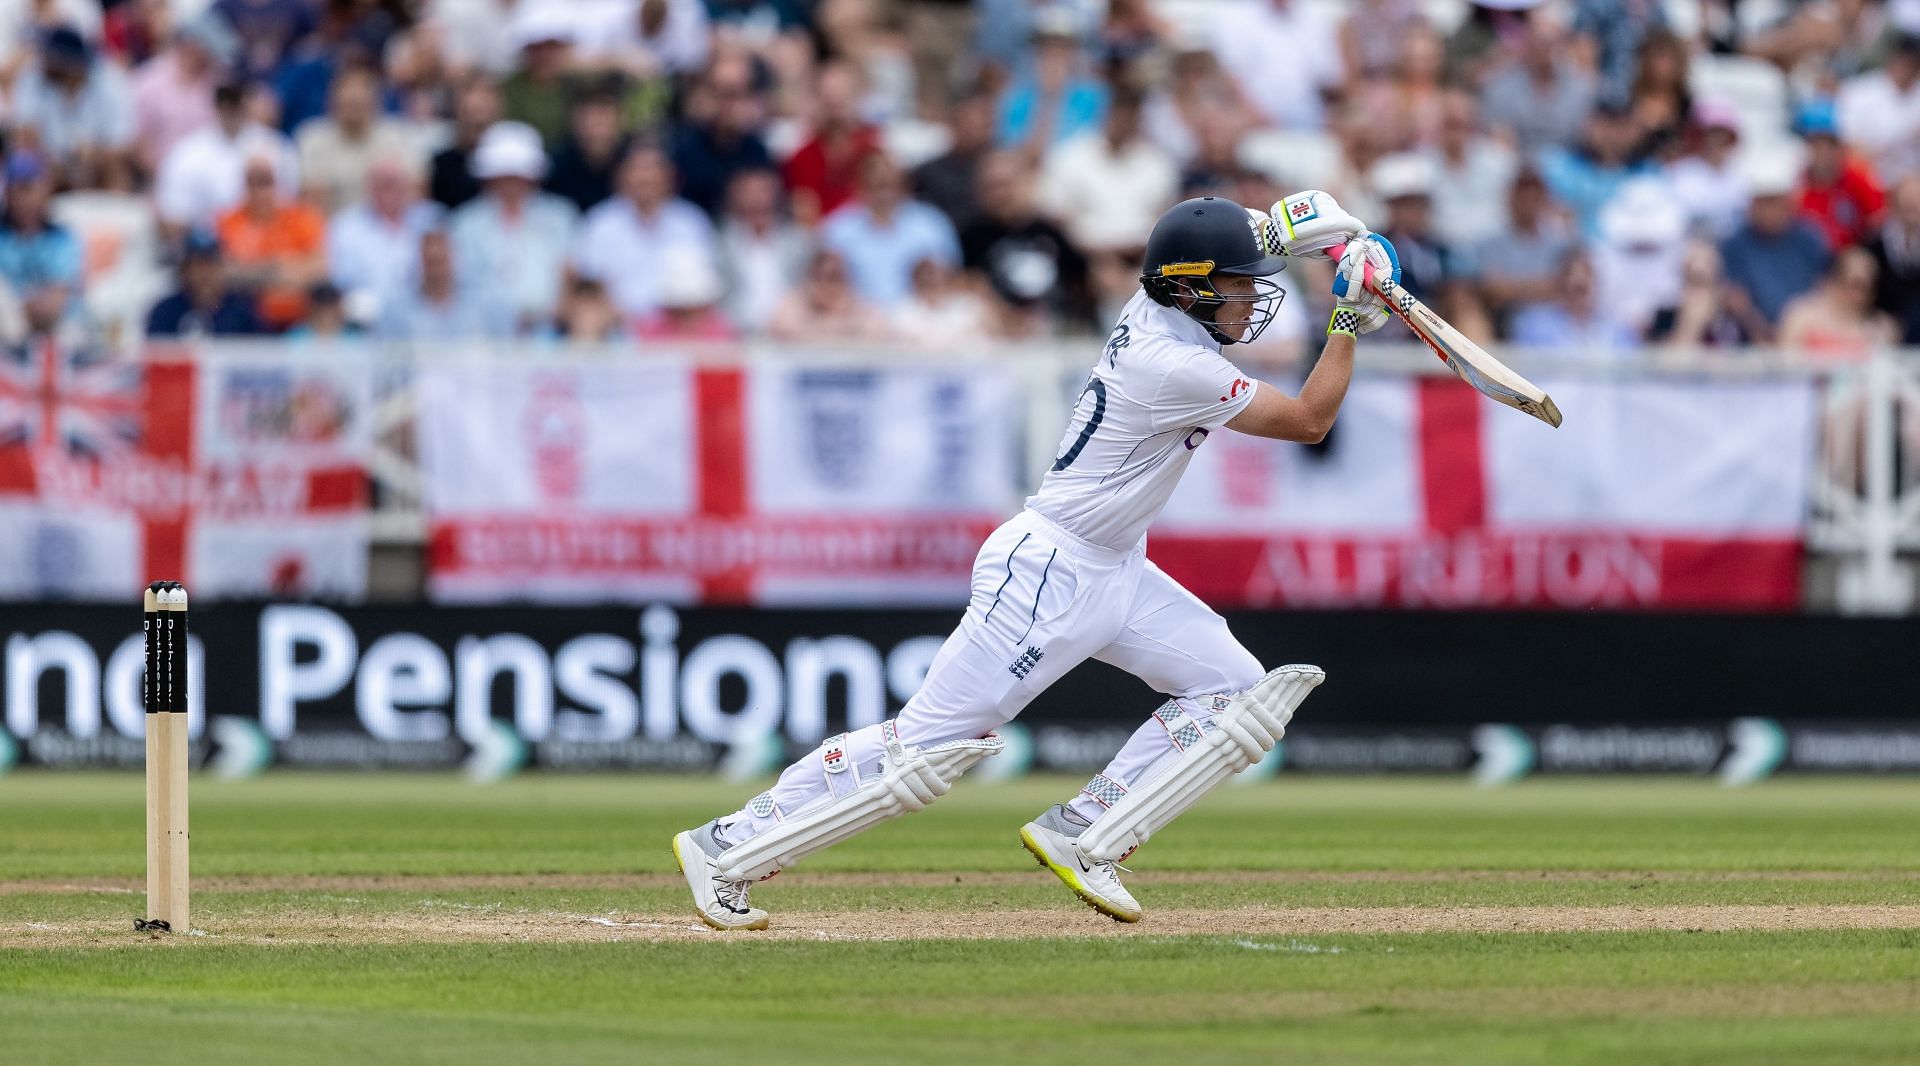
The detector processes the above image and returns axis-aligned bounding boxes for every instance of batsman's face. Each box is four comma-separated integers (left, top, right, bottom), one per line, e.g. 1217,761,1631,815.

1210,274,1257,341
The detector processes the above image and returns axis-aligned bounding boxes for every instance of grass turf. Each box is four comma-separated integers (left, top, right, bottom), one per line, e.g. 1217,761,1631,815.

4,773,1919,1064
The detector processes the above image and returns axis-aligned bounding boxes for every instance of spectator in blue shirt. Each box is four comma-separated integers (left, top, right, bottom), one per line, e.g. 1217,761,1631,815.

1721,162,1834,336
996,15,1107,153
1538,101,1656,239
0,153,82,333
146,229,263,337
820,153,962,307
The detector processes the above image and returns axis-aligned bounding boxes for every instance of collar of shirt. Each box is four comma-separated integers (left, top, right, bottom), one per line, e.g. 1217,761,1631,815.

1127,286,1222,353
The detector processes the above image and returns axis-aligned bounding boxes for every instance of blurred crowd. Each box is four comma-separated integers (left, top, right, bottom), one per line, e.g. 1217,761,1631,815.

5,0,1920,362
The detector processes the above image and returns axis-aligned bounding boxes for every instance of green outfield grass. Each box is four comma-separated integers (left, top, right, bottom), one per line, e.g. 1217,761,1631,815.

4,773,1919,1064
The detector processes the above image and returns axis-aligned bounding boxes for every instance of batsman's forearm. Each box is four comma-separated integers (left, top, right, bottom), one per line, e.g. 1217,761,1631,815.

1296,332,1356,439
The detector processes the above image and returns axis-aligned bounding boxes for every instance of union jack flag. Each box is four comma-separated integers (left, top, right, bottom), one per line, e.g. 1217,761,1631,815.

0,340,143,459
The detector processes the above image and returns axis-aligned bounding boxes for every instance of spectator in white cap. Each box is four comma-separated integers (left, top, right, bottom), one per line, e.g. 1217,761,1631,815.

1371,151,1490,342
635,250,736,342
448,120,580,332
1592,175,1687,338
1667,98,1748,240
1720,151,1833,338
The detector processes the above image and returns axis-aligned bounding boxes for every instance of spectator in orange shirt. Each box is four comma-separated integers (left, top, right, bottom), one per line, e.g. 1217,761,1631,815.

1797,100,1885,250
216,154,328,330
781,61,880,226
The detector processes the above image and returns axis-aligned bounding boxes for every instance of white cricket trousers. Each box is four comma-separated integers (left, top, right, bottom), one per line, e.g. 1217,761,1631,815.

717,508,1266,844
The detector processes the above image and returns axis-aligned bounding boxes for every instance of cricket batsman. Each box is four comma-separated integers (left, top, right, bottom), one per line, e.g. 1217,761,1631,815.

675,192,1401,929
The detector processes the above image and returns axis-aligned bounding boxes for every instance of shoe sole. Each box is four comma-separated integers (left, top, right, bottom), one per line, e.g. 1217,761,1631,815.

672,832,770,932
1019,825,1141,923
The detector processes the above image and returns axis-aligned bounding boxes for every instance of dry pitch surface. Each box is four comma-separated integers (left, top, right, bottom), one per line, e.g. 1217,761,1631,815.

3,774,1918,1064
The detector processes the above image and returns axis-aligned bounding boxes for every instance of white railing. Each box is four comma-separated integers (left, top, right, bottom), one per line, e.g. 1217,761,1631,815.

205,339,1920,616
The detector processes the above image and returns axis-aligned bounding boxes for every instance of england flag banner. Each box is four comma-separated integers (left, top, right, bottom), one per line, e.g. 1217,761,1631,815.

1146,374,1819,610
420,358,1020,604
0,341,374,601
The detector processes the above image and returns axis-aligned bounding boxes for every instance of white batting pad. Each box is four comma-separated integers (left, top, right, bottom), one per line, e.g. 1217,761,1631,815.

715,722,1003,881
1078,665,1323,862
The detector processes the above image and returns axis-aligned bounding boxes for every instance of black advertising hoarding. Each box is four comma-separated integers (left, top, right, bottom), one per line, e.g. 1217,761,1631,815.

3,603,1918,776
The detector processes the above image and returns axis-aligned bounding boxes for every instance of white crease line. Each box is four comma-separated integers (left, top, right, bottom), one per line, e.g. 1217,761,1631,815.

1233,938,1345,954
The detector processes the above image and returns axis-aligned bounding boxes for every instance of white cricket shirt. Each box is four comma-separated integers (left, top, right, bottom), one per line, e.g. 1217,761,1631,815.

1025,289,1259,551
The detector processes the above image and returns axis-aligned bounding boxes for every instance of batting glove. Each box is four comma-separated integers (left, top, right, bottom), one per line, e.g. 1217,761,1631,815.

1328,235,1401,337
1264,190,1370,261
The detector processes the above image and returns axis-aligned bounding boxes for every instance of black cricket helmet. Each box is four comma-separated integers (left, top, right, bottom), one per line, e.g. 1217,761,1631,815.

1140,196,1287,345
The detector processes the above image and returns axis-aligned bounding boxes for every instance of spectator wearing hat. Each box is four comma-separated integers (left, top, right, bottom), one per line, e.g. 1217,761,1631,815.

1592,175,1688,338
634,253,736,342
0,153,82,333
783,61,883,226
820,152,961,307
130,14,239,173
1720,155,1834,337
449,121,580,332
1037,84,1177,256
145,228,262,337
1539,100,1659,239
1479,10,1596,153
216,152,328,330
1836,34,1920,183
546,85,632,213
376,228,511,341
1668,99,1748,240
296,62,425,214
1797,99,1886,251
327,156,443,327
1208,0,1340,133
1370,152,1489,341
572,143,719,321
717,167,809,336
1862,175,1920,343
998,11,1109,152
155,79,299,237
430,75,503,210
500,9,577,146
9,26,136,190
670,54,775,219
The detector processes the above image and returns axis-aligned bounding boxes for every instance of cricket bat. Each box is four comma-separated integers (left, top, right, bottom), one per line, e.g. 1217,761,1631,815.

1328,241,1563,428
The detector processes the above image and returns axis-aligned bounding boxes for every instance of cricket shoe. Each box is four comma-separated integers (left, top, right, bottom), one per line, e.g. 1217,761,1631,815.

672,822,770,931
1019,804,1142,923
